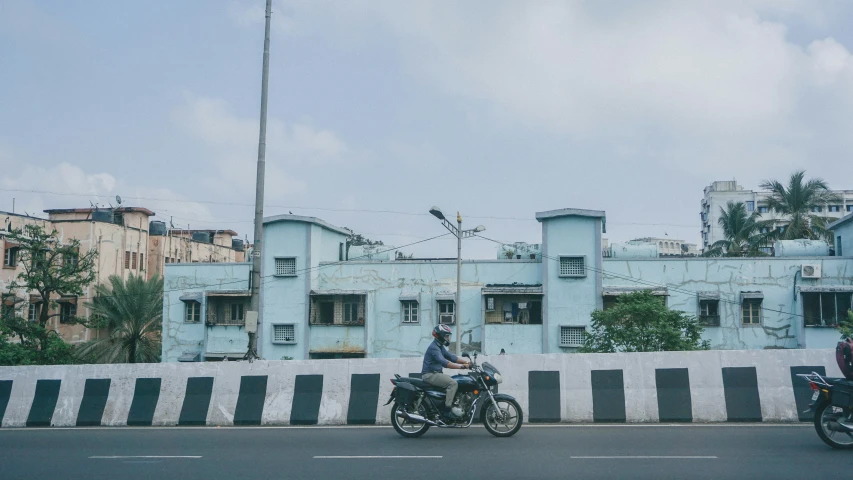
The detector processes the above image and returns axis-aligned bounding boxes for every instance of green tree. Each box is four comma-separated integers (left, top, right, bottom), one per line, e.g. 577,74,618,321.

760,170,841,241
0,224,98,365
580,291,710,353
75,274,163,364
839,309,853,340
704,201,771,257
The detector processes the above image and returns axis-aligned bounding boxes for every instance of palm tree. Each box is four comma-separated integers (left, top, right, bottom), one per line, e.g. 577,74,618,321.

760,170,841,241
704,201,770,257
76,274,163,363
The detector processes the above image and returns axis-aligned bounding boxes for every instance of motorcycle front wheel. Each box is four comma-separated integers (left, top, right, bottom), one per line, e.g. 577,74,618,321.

391,403,430,438
482,398,523,438
813,402,853,449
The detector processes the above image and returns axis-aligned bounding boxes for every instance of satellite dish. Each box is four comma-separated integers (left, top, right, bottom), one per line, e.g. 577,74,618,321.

115,195,122,205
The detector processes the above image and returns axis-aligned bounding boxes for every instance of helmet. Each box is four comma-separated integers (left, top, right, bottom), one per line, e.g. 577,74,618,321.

433,324,452,347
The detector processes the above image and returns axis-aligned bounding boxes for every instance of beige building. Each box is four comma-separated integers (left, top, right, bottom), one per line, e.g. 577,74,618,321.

1,207,244,344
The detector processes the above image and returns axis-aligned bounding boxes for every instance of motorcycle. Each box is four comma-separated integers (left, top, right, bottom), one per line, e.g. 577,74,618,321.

797,371,853,449
385,352,523,438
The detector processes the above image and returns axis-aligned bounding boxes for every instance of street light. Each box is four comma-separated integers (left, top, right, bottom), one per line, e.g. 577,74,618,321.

428,206,486,355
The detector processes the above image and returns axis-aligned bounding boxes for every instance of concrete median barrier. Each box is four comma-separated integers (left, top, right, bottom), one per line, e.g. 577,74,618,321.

0,349,842,427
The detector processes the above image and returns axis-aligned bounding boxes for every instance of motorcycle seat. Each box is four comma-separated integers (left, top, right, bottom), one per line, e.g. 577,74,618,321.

397,377,447,392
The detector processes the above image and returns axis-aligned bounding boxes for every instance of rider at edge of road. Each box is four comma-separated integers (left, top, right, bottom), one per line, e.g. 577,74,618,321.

421,324,471,420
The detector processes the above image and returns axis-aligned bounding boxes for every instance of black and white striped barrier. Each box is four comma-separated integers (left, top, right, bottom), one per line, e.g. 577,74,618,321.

0,350,841,427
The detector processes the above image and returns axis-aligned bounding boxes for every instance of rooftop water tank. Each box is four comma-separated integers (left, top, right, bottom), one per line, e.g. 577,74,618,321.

774,239,830,257
609,242,659,258
192,232,211,244
149,221,167,236
497,242,541,260
232,239,245,251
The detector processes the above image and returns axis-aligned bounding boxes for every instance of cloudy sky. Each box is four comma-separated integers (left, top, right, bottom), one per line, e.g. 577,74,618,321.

2,0,853,258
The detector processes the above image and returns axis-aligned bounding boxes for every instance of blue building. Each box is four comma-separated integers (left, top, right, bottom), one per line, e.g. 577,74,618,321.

162,209,853,362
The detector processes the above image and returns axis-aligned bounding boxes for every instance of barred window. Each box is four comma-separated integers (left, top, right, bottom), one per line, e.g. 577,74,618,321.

559,326,585,347
559,256,586,277
275,257,297,276
273,324,296,344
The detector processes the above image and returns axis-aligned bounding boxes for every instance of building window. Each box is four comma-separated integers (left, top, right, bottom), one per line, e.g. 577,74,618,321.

847,205,853,212
131,252,138,269
275,257,297,276
438,300,455,325
272,324,296,344
758,206,769,213
309,294,366,325
699,299,720,326
485,296,542,325
4,247,18,267
760,227,770,234
185,301,200,323
486,297,495,312
231,303,245,322
838,236,843,257
139,253,144,269
746,201,754,212
63,251,78,269
28,302,40,322
811,206,823,213
829,205,841,213
343,296,360,324
742,299,762,325
559,326,585,348
402,300,419,323
803,292,852,327
125,251,130,269
206,298,249,326
59,301,77,324
559,256,586,277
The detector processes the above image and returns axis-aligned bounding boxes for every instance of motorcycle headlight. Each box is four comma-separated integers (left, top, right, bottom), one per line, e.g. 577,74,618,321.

493,373,503,384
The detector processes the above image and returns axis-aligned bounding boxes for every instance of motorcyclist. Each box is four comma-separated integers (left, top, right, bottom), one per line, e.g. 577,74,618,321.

422,324,471,420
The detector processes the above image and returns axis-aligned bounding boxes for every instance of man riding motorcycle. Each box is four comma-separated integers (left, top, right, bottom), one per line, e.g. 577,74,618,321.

421,324,471,420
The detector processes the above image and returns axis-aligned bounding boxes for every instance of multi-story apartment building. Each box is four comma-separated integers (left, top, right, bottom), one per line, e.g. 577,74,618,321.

700,180,853,252
0,206,244,344
162,209,853,363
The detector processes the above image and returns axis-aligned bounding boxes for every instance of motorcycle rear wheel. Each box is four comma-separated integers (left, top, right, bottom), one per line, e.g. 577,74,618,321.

813,402,853,450
391,403,430,438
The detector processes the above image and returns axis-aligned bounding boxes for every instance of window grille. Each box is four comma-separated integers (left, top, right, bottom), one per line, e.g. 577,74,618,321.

559,326,585,347
559,256,585,277
275,257,297,276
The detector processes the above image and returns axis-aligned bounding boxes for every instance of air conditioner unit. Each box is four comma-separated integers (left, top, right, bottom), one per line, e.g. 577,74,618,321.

439,314,455,325
801,264,822,279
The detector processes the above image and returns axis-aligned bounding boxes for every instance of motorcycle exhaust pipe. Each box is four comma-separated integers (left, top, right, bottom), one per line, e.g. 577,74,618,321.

402,411,437,426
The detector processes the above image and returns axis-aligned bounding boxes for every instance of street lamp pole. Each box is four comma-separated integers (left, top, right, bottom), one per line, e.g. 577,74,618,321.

429,207,485,355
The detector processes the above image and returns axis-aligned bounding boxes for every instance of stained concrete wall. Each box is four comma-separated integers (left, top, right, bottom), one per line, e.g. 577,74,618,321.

161,263,252,362
603,257,853,350
1,349,843,427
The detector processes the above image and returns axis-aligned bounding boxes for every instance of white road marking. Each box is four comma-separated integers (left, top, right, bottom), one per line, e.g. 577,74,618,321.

89,456,202,459
314,456,442,459
571,456,718,459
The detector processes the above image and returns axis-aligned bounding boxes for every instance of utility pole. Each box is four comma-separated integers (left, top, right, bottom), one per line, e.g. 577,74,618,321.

428,207,486,355
246,0,272,361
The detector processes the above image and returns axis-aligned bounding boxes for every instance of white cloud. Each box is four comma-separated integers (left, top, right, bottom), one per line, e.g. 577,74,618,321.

277,1,853,180
0,155,216,225
171,94,370,200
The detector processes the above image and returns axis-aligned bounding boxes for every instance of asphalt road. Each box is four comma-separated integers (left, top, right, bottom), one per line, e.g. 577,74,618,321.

0,424,848,480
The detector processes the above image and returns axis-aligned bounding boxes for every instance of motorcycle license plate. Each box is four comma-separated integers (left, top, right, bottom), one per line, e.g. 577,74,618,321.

811,391,820,401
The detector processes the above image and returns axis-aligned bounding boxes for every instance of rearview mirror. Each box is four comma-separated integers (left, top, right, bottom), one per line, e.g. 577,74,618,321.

462,353,471,359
